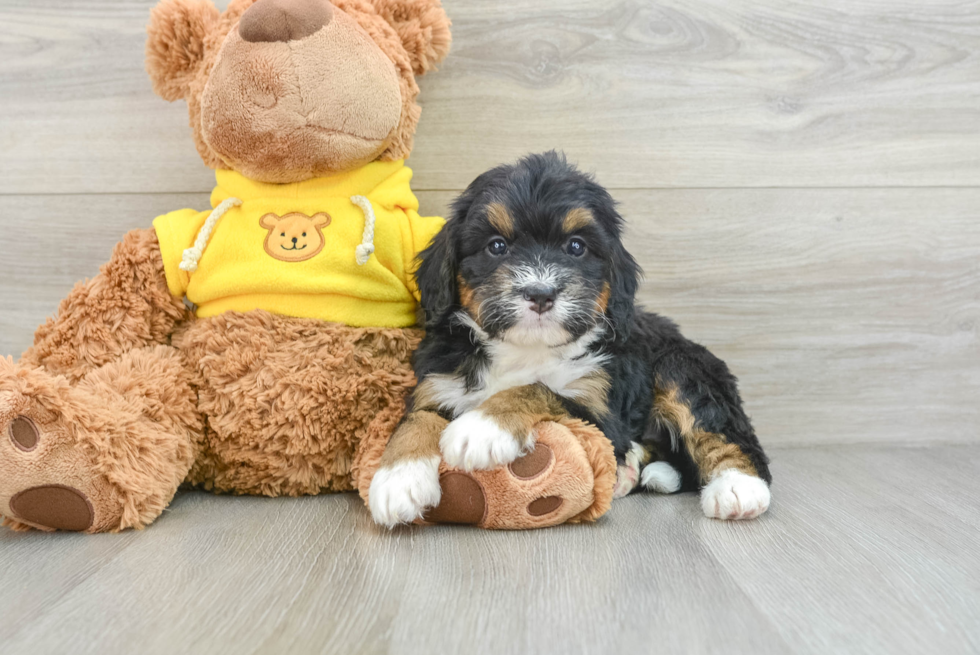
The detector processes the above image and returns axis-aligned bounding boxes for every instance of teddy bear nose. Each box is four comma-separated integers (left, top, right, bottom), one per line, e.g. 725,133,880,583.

239,0,333,43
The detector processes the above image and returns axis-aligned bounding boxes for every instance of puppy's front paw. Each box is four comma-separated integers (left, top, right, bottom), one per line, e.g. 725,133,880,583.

369,457,441,528
700,469,770,520
440,411,527,472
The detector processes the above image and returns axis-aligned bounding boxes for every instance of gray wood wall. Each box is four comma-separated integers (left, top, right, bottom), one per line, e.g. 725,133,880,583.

1,0,977,446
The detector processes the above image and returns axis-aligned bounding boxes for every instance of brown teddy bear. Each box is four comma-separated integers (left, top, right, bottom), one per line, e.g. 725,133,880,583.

0,0,615,533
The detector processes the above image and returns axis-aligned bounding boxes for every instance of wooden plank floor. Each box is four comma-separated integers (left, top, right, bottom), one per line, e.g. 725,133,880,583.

1,444,977,655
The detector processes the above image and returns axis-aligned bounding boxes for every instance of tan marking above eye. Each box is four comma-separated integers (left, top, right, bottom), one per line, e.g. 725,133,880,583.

486,203,514,238
563,207,594,233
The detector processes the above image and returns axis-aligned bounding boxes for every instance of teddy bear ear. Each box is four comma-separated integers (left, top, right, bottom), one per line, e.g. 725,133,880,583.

368,0,451,75
145,0,220,101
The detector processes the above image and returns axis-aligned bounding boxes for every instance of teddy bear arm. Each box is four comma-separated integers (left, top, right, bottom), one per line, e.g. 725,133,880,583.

22,228,189,382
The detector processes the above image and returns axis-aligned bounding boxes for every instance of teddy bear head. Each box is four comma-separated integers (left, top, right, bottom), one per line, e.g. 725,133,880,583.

146,0,450,183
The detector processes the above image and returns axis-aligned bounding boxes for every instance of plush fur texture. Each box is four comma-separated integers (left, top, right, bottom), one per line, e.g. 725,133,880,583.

145,0,451,181
364,416,614,529
1,231,420,532
0,345,201,533
0,0,456,533
1,2,613,533
431,418,615,529
376,152,772,521
175,309,421,496
21,229,189,382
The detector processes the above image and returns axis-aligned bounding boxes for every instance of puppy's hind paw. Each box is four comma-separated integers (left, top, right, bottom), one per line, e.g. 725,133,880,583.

700,469,770,520
641,461,682,494
440,411,526,471
369,457,442,528
612,442,647,498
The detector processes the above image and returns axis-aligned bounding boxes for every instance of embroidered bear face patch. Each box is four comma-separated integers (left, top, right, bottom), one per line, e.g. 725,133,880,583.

259,212,331,262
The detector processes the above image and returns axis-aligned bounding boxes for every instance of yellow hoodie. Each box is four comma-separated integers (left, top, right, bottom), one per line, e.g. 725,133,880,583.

153,161,444,328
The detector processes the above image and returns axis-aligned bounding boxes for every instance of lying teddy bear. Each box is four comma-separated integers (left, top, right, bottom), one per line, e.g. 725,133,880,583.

0,0,615,533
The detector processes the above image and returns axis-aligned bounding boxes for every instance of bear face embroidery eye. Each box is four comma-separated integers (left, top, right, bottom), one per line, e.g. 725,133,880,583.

566,237,586,257
281,232,286,237
302,232,307,237
487,237,508,256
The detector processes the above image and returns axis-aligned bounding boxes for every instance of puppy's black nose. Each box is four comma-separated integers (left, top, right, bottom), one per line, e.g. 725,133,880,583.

523,285,556,314
292,237,298,243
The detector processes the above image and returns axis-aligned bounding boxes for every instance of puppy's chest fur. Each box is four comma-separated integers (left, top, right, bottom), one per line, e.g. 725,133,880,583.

421,334,609,418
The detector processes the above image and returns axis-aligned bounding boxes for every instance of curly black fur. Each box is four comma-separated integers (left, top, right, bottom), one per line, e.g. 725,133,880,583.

413,151,770,490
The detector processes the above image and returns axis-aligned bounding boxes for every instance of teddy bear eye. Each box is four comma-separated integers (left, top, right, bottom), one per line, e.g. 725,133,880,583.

302,232,307,237
281,232,286,237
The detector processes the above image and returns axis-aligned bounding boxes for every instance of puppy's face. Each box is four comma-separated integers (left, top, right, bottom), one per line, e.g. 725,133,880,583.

418,153,640,347
455,203,611,346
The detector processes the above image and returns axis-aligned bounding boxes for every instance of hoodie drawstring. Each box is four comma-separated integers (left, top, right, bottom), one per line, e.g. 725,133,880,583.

179,197,243,273
350,195,376,266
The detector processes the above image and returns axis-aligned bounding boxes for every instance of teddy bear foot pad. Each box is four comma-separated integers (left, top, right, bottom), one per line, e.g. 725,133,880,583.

416,420,616,530
1,409,113,533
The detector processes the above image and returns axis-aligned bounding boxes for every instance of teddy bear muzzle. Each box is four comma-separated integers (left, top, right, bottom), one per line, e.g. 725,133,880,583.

239,0,333,43
199,2,403,183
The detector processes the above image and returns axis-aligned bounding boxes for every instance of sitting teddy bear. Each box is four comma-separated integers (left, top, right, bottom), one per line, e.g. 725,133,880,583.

0,0,615,533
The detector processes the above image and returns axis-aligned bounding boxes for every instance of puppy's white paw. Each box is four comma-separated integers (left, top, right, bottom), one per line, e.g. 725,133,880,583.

700,469,770,520
641,461,682,494
440,411,526,471
369,457,441,528
612,442,647,498
612,463,639,499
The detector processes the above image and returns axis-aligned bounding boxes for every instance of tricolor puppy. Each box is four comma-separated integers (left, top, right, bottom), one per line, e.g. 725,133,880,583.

369,152,771,527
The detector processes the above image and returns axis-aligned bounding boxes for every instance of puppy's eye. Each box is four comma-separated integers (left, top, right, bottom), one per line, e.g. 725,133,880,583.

566,237,587,257
487,237,508,256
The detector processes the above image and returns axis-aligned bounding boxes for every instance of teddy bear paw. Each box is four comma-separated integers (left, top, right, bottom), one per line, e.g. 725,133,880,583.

0,409,97,532
423,443,565,527
0,363,124,533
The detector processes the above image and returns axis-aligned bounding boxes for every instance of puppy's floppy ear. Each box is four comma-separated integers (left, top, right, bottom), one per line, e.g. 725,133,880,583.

146,0,219,101
606,228,641,343
416,165,508,326
415,218,458,327
368,0,451,75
